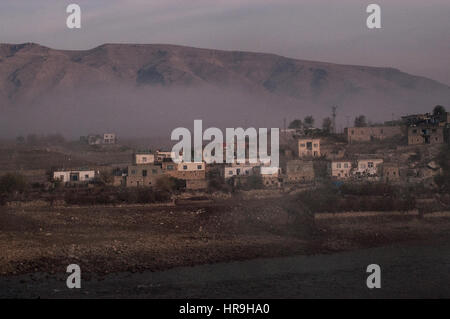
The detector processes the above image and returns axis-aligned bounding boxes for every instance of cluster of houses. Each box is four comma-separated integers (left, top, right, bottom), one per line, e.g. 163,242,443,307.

52,109,450,190
80,133,117,145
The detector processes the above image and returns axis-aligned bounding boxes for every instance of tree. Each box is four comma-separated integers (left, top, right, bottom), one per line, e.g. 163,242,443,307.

0,173,27,194
354,115,367,127
322,117,333,133
433,105,446,117
288,119,302,129
155,176,184,193
304,116,315,129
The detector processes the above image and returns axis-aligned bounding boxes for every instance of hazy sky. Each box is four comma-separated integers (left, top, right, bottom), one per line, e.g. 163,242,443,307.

0,0,449,85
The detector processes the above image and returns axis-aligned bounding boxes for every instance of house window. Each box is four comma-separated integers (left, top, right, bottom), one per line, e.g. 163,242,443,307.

360,164,366,169
413,129,417,134
152,169,157,174
142,170,147,177
167,165,174,170
142,157,147,162
197,165,202,170
344,163,348,168
131,170,136,175
229,170,233,175
183,165,188,170
368,162,374,168
85,174,89,179
337,163,341,168
300,143,306,147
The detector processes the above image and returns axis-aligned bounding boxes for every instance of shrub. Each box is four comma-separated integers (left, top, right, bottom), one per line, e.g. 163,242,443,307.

0,173,27,194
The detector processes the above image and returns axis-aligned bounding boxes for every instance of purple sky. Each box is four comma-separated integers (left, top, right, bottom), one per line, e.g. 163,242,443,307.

1,0,449,85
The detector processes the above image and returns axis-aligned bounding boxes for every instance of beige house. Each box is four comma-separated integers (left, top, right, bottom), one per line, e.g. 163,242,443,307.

329,160,352,179
345,126,403,143
354,159,383,177
164,162,206,180
260,166,281,187
382,163,400,183
285,160,314,183
407,126,444,145
126,164,163,187
298,138,320,157
224,164,258,179
155,150,177,163
133,151,155,165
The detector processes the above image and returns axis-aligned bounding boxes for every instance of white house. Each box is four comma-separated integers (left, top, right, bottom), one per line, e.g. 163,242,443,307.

103,133,116,144
53,169,96,183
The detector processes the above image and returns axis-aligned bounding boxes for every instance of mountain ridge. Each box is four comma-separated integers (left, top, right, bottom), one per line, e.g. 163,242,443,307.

0,42,449,127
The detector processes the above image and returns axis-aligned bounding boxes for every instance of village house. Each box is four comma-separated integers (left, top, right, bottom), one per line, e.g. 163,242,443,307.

126,164,163,187
53,169,96,183
155,150,177,163
166,162,206,180
112,168,127,186
382,163,400,183
354,158,383,178
223,162,258,179
87,134,103,145
298,138,321,157
133,150,155,164
103,133,116,144
402,111,449,127
285,160,315,183
260,166,281,187
344,126,403,144
329,160,352,180
407,126,444,145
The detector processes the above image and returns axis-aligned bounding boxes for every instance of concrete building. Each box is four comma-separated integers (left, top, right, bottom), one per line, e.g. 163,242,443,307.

103,133,116,144
345,126,403,143
164,162,206,181
298,138,321,157
329,160,352,180
133,150,155,165
53,169,96,183
407,126,444,145
87,134,103,145
382,163,400,183
285,160,314,183
155,150,177,163
126,164,163,187
224,163,258,179
354,159,383,177
260,166,281,187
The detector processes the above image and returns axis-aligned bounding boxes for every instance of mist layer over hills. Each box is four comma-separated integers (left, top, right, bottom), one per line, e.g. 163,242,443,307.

0,43,449,138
